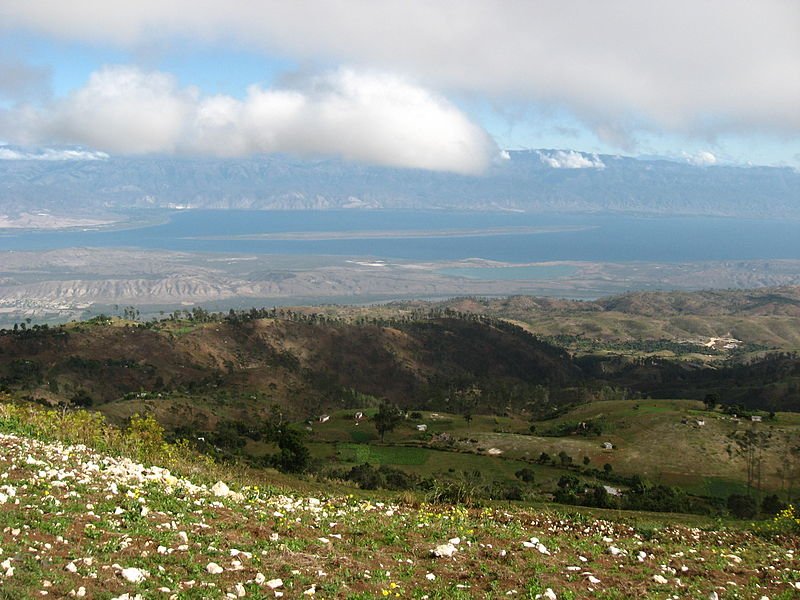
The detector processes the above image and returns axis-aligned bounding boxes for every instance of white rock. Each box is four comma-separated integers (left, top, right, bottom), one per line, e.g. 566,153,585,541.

653,574,668,584
723,554,742,564
607,546,622,556
206,562,224,575
120,567,148,584
431,543,457,558
586,575,600,584
266,578,283,589
449,537,461,545
211,481,231,497
65,562,78,573
536,543,550,555
233,582,246,597
426,573,436,581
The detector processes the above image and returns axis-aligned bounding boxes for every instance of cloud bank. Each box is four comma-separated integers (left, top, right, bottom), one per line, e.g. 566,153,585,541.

1,66,497,174
2,0,798,145
0,147,109,160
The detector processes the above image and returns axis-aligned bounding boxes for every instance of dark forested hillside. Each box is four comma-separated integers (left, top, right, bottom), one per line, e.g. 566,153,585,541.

0,314,582,423
1,306,799,427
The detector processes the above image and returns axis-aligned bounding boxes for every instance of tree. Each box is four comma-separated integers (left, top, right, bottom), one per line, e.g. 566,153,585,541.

775,432,800,502
583,456,591,466
603,463,613,474
728,426,772,497
463,409,473,427
271,427,310,473
703,393,719,410
71,389,94,408
373,402,403,441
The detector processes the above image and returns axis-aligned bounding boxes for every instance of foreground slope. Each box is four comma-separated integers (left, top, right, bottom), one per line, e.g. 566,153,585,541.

0,406,798,599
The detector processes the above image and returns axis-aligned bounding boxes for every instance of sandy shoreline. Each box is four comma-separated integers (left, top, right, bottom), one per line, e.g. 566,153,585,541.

0,212,118,230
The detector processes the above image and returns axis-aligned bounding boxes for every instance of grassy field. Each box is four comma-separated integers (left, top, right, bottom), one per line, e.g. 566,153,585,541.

304,400,800,501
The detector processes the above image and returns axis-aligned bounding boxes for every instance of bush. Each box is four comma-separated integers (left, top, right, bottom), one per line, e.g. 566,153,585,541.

770,504,800,535
761,494,786,516
727,493,758,519
515,467,536,483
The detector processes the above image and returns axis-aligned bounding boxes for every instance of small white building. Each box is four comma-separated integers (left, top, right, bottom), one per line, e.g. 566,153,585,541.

696,419,706,427
416,424,427,432
751,415,762,422
602,441,613,450
354,411,364,420
318,414,330,423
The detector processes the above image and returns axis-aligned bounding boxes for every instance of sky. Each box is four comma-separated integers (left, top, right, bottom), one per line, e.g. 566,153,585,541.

0,1,798,174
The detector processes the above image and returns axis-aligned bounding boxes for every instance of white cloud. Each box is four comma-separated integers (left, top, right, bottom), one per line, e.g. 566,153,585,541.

1,1,798,146
683,151,718,166
1,66,497,174
0,146,109,160
538,150,605,169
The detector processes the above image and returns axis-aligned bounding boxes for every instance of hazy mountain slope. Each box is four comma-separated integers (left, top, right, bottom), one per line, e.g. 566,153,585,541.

2,150,799,217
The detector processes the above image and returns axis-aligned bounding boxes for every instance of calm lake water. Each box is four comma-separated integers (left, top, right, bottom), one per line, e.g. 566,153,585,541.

1,210,798,263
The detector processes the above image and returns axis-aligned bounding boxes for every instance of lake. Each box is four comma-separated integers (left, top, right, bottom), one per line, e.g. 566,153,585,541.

1,210,798,264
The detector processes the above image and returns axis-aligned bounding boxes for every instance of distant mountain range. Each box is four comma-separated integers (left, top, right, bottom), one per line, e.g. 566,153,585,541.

1,148,799,218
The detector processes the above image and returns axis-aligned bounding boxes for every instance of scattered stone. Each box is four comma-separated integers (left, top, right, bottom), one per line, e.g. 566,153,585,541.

206,562,224,575
211,481,231,497
120,567,148,584
431,543,457,558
